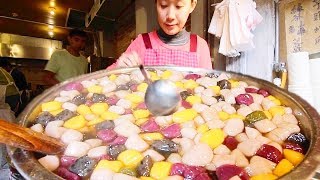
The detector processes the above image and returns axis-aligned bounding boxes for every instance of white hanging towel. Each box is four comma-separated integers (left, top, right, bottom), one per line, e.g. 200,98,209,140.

208,0,263,57
208,0,229,38
219,5,240,57
246,1,263,31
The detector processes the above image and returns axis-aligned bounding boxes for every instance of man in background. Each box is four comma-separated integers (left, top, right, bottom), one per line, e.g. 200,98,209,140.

43,29,88,86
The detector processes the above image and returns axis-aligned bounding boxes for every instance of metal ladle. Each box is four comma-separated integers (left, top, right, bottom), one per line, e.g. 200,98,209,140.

139,65,181,116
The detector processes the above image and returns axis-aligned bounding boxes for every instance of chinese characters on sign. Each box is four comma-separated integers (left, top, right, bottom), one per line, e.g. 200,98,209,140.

285,0,320,54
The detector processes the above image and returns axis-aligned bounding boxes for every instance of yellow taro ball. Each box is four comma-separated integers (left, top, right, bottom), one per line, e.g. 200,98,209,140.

186,96,202,105
90,103,109,115
197,124,209,134
137,83,148,92
117,150,144,168
49,109,64,116
63,115,87,129
269,106,285,117
172,109,198,123
200,129,225,149
87,85,103,94
209,86,221,95
140,133,164,142
273,159,294,177
135,118,149,126
268,96,281,106
263,111,273,119
101,111,119,120
95,160,124,172
175,82,184,89
229,114,245,120
41,101,62,112
87,118,105,126
150,161,172,180
183,80,198,90
250,174,278,180
218,111,230,121
283,149,304,166
126,94,143,104
229,80,240,88
77,105,92,115
161,70,173,79
150,72,160,81
109,74,117,81
133,110,150,119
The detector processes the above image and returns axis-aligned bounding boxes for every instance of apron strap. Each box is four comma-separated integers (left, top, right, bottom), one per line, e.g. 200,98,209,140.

142,33,153,49
143,33,197,52
190,34,197,52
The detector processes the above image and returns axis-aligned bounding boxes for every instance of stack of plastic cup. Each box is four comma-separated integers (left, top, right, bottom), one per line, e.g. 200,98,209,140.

287,52,314,106
310,58,320,112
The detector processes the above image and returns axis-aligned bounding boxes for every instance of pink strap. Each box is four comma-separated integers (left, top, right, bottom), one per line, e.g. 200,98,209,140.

190,34,197,52
142,33,152,49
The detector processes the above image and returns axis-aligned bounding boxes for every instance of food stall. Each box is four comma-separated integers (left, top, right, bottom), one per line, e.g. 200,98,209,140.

0,0,320,179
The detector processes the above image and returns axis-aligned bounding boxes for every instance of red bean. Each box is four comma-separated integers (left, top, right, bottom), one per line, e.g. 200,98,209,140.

137,102,147,109
170,163,187,176
223,136,239,151
196,173,212,180
141,120,160,133
56,167,81,180
106,95,119,106
60,156,77,167
161,124,181,139
65,82,84,92
97,129,117,143
235,94,254,106
245,87,259,93
109,136,128,145
183,166,206,179
257,89,270,97
283,142,304,154
256,144,283,163
216,164,249,180
181,100,192,109
185,74,202,80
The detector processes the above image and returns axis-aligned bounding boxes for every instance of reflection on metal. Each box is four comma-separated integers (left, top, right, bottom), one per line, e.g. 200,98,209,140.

0,43,59,60
0,33,62,60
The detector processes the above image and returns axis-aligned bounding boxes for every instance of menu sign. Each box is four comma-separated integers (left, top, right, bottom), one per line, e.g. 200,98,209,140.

285,0,320,54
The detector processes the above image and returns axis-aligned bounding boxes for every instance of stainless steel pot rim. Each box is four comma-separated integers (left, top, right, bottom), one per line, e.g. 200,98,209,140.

7,66,320,180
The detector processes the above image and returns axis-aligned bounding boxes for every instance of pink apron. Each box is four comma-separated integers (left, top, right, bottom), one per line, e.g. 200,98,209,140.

142,33,199,67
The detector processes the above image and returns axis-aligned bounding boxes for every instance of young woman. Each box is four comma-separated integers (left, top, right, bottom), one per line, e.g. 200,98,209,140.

108,0,213,69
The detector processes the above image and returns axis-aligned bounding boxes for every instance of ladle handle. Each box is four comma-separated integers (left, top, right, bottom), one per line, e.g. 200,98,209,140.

139,65,152,84
0,119,64,154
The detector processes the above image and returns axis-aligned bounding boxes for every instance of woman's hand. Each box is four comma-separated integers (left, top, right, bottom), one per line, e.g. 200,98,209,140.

117,51,142,68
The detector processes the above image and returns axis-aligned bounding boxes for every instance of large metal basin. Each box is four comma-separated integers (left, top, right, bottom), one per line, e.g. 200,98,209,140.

7,66,320,180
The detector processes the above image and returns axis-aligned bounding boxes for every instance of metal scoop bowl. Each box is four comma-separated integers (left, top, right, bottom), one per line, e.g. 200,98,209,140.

139,65,181,116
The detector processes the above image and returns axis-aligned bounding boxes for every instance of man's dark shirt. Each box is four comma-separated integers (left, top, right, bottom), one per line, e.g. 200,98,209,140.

10,68,28,91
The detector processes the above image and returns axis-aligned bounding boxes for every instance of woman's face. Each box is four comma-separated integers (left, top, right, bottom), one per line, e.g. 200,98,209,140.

156,0,196,35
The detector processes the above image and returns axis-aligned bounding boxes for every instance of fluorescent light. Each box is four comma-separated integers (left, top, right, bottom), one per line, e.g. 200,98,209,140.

48,31,54,37
49,7,56,16
48,25,54,29
50,1,55,7
48,19,54,25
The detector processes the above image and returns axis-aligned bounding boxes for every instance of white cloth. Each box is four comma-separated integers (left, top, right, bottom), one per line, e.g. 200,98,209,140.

208,0,263,57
